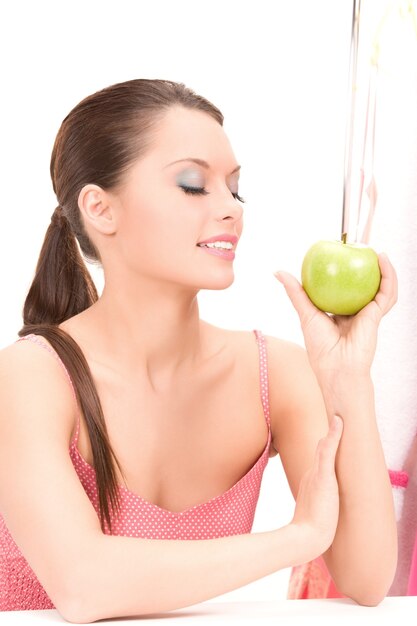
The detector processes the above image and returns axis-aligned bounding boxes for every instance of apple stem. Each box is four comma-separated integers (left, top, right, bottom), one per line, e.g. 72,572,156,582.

342,232,348,244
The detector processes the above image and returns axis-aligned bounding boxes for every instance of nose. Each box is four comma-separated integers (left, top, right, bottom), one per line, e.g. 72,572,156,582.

215,192,244,224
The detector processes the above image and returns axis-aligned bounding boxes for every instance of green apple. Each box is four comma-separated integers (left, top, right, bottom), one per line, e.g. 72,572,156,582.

301,239,381,315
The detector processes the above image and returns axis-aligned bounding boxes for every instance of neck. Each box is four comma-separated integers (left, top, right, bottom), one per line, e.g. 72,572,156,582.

79,276,204,386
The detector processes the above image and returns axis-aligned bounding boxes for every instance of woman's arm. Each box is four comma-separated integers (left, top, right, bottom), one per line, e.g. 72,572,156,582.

268,340,396,606
0,340,342,623
320,373,396,604
272,253,398,606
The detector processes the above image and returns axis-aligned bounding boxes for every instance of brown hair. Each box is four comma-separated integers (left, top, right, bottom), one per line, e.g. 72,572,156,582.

18,79,224,531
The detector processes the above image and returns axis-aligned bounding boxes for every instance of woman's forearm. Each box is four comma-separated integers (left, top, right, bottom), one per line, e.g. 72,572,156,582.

319,374,397,605
60,523,320,623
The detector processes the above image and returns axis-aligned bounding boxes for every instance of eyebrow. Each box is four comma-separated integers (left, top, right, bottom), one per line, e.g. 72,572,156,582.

165,157,241,175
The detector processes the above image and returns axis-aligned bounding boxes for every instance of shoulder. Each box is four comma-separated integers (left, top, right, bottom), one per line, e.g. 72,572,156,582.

0,337,77,443
224,330,330,495
261,333,314,395
229,330,328,457
244,332,320,421
201,322,311,392
200,320,301,363
204,322,306,368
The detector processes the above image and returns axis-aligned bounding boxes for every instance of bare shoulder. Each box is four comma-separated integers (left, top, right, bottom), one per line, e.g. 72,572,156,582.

213,327,328,458
265,335,317,394
231,331,319,415
203,321,307,369
0,338,76,442
201,322,264,368
201,322,311,393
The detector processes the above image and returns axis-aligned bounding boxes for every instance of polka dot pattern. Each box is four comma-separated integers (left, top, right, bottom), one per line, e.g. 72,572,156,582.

1,329,271,610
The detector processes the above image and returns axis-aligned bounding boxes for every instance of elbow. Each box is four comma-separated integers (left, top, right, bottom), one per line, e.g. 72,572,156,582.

333,542,398,608
55,592,95,624
346,590,386,608
56,581,108,624
56,594,101,624
338,567,396,608
57,599,95,625
52,570,102,624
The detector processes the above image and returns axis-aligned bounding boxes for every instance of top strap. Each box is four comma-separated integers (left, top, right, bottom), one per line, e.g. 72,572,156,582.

16,333,81,444
253,330,271,428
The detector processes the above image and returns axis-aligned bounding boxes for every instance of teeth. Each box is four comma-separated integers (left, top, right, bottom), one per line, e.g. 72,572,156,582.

200,241,234,250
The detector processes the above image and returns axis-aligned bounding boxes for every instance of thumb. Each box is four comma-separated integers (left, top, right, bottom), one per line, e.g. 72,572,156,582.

315,415,344,478
274,270,321,326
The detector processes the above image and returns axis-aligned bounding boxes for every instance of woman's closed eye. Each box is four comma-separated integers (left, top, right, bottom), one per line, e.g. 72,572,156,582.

179,185,245,203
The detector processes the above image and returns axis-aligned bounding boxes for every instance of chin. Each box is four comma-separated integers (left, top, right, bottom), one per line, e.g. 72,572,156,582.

199,272,235,291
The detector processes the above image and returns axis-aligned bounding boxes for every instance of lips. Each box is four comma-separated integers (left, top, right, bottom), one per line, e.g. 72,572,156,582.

197,233,238,246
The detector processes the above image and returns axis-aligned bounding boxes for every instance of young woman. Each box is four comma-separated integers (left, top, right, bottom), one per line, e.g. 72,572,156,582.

0,79,397,622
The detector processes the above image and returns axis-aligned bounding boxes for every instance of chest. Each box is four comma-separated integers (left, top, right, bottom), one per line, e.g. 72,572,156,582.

76,356,270,513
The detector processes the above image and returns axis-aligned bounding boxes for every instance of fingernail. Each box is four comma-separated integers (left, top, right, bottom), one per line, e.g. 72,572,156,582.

274,271,284,284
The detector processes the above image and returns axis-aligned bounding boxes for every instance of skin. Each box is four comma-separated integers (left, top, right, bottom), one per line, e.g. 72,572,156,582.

0,105,398,621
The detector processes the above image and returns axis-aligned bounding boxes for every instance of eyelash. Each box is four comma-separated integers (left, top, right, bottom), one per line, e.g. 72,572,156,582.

180,185,245,203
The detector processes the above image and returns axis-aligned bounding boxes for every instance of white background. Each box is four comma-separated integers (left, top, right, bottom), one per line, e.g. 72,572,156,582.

0,0,395,600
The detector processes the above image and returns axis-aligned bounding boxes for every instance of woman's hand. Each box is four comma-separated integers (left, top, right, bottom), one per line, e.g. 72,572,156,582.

291,415,343,556
275,253,398,379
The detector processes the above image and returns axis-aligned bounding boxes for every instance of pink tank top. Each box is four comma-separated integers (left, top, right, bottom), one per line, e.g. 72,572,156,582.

0,329,271,611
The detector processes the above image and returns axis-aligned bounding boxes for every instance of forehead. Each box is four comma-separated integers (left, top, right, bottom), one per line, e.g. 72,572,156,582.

149,106,237,168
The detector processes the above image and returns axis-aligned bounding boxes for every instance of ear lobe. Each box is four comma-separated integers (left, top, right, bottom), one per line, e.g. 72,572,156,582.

78,184,116,235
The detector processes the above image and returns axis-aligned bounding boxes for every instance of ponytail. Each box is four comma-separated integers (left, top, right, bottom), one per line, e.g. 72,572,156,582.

21,206,98,327
18,207,122,532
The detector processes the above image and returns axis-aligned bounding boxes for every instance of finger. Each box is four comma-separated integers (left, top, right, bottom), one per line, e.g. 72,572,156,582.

274,271,327,327
315,416,344,476
373,253,398,315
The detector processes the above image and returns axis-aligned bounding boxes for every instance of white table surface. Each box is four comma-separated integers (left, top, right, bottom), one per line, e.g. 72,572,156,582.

1,597,416,625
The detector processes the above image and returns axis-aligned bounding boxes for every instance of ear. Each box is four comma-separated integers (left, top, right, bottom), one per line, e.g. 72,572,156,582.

78,184,117,235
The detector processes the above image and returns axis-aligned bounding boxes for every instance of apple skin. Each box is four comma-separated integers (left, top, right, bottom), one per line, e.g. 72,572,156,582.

301,240,381,315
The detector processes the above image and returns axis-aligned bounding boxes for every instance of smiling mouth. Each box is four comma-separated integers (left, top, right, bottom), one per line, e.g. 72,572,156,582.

197,241,234,250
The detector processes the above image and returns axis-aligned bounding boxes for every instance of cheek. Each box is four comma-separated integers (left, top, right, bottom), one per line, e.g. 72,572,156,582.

120,195,202,266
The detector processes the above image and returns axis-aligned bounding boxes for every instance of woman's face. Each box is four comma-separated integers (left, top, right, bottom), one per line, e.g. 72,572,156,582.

108,106,244,292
